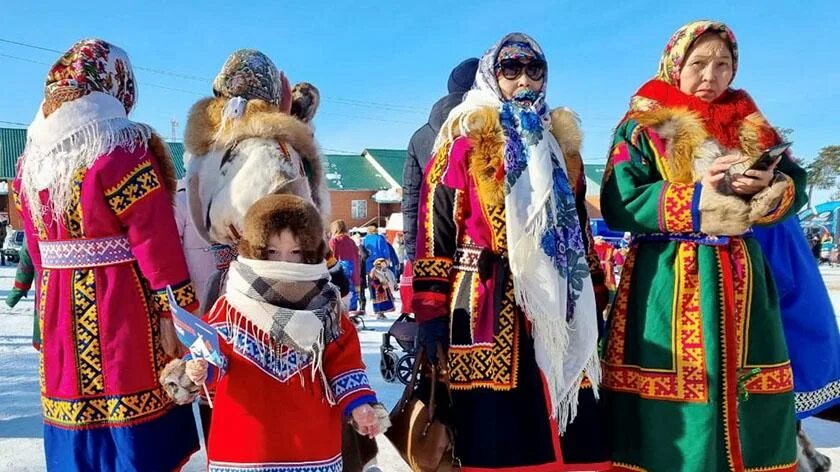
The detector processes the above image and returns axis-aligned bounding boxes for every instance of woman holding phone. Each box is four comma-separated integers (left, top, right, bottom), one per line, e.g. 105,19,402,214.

599,20,807,471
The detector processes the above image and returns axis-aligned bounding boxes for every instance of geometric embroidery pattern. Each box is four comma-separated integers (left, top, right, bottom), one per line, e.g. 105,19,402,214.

795,379,840,415
483,204,508,252
216,324,309,383
730,239,794,395
743,363,794,394
329,369,374,404
449,276,519,391
208,453,343,472
42,385,171,428
105,160,161,216
40,235,135,269
413,258,452,280
152,279,196,315
65,168,87,238
73,269,104,396
658,182,695,233
603,243,708,402
423,147,450,257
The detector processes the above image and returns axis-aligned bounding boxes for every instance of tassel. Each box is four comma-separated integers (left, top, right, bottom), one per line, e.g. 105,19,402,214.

214,96,248,144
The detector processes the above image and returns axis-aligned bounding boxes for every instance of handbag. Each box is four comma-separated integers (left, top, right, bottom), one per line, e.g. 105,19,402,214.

385,345,457,471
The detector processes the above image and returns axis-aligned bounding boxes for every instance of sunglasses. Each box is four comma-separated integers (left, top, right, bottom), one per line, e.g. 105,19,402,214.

496,59,546,81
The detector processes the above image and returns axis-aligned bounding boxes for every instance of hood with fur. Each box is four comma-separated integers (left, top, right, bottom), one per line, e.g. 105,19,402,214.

184,96,329,246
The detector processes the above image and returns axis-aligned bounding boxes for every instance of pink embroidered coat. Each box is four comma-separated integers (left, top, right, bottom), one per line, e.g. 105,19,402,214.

14,144,200,471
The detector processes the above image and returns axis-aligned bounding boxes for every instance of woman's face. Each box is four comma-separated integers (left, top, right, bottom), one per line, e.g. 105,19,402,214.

497,59,545,101
678,33,734,102
266,229,303,263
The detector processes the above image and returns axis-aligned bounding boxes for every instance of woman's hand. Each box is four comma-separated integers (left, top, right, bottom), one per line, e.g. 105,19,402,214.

729,157,781,196
160,318,184,358
701,154,745,189
186,359,208,385
351,404,381,438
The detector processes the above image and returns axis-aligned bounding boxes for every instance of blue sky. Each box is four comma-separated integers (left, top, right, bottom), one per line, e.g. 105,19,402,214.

1,1,837,198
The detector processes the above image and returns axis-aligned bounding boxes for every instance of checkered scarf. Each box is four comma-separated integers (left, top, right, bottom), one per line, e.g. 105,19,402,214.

225,257,341,392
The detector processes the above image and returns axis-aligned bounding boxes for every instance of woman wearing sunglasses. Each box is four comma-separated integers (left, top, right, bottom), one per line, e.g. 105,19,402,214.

412,32,610,471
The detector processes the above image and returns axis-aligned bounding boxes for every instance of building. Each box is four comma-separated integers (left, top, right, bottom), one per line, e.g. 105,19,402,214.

323,149,405,230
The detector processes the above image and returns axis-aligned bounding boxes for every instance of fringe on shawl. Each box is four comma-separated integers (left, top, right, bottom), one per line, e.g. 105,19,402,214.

221,301,337,405
22,118,153,224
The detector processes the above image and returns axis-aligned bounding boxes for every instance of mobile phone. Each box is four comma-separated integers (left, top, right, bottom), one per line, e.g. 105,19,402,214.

748,142,792,172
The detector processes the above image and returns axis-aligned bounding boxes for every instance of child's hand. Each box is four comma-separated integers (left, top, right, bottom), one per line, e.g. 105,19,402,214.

351,403,391,438
186,359,208,385
351,404,380,438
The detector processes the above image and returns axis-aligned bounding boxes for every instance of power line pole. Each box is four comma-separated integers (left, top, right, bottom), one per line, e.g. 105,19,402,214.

170,118,179,142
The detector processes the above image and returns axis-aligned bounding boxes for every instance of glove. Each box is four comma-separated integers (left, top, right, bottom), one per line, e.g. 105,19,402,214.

417,316,450,363
159,359,200,405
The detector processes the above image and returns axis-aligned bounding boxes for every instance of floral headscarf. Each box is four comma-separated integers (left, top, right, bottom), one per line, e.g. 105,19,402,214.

473,33,548,106
656,20,738,86
42,39,137,117
213,49,283,106
23,39,153,224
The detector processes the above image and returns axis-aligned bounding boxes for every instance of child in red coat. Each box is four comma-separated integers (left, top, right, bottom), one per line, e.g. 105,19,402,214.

169,194,388,472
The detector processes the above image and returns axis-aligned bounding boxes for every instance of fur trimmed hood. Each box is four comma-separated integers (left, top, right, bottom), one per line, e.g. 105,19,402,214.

184,96,329,246
448,106,584,207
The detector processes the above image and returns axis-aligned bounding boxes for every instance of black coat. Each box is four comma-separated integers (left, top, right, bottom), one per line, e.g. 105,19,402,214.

402,59,478,260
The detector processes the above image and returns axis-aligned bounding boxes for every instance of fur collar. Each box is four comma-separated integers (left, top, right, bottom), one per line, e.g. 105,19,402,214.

630,106,771,184
455,106,584,207
184,96,328,216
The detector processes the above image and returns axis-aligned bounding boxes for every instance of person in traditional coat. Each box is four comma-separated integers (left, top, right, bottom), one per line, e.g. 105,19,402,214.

413,33,609,471
368,257,396,319
176,194,388,472
600,20,807,472
14,38,200,471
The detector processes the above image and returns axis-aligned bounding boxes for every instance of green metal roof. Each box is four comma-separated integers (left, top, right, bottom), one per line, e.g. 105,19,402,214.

584,163,605,184
168,142,186,179
363,148,407,186
0,128,26,180
0,127,187,179
323,154,391,191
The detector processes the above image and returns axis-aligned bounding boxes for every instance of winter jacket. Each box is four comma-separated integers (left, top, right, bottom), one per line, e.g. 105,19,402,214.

402,58,478,260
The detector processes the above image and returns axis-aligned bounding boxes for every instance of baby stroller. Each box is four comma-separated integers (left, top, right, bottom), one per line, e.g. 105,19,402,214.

379,261,418,384
379,313,417,384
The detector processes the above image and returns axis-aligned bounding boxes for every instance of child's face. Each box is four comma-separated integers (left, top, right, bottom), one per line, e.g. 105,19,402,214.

266,229,303,263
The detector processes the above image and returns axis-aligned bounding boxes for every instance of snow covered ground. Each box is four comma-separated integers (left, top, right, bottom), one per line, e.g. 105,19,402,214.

0,264,837,471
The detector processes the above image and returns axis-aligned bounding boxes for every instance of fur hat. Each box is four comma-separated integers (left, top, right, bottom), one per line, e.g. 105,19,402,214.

239,194,326,263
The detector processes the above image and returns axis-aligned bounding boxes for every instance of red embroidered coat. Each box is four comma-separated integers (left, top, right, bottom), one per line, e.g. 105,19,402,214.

202,297,377,472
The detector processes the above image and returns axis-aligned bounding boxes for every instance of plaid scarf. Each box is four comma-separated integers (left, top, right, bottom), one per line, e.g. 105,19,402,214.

225,257,341,394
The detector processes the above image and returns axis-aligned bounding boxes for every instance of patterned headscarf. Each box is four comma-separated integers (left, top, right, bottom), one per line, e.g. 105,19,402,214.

42,39,137,117
656,20,738,86
473,33,548,105
213,49,283,106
